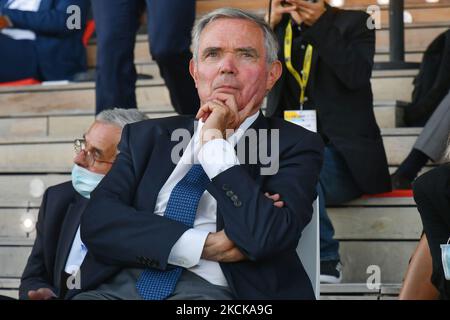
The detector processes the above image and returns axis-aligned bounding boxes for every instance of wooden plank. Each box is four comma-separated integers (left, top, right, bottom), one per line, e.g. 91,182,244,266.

371,77,414,102
0,210,38,240
0,278,20,289
380,284,402,295
346,196,416,206
48,115,93,138
0,103,399,138
340,241,418,283
375,52,423,63
0,83,171,117
0,290,18,299
319,295,378,300
384,135,420,165
0,142,73,173
0,76,411,116
373,104,404,128
0,132,419,172
320,283,379,294
340,0,450,9
376,26,448,53
0,118,47,139
0,246,32,278
0,175,69,207
328,207,422,240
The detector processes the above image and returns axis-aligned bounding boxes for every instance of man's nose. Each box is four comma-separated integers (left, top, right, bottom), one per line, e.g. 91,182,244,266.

219,54,238,74
74,151,89,168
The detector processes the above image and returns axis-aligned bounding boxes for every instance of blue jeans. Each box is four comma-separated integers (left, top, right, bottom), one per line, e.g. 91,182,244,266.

318,145,362,261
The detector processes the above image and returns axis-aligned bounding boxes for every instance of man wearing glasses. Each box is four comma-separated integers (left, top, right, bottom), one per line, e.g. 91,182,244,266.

18,108,147,300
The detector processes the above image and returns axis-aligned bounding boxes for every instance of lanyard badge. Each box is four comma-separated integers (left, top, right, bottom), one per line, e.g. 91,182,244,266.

283,20,317,133
284,20,313,110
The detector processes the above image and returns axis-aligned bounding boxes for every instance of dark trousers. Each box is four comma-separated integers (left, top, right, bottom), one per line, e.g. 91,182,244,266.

414,165,450,299
0,33,39,82
91,0,199,115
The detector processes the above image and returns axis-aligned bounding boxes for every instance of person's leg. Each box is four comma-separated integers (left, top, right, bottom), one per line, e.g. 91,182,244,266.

399,234,439,300
392,91,450,189
414,90,450,162
146,0,200,115
0,34,39,82
91,0,140,113
167,270,234,300
318,145,362,283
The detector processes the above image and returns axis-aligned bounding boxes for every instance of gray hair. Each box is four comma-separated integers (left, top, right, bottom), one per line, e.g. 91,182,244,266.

96,108,148,128
192,7,279,65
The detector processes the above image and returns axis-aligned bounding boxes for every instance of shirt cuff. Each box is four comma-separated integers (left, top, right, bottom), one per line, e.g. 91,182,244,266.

198,138,240,179
168,229,209,268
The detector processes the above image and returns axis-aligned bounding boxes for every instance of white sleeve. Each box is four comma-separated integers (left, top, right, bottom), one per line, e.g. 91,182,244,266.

198,138,240,179
168,229,209,268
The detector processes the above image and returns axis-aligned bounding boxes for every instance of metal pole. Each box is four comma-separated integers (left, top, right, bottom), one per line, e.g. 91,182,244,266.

389,0,405,63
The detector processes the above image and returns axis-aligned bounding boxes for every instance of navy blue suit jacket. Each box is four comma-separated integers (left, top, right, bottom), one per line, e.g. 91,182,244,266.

19,182,86,299
1,0,88,80
80,113,324,299
19,181,117,300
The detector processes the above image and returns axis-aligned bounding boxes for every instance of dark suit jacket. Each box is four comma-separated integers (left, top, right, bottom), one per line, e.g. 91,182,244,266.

19,181,116,300
0,0,88,80
266,8,391,195
80,113,324,299
19,182,85,299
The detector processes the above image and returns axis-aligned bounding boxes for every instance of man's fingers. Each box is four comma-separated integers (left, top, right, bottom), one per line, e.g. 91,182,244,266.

274,201,284,208
28,290,39,300
238,95,259,121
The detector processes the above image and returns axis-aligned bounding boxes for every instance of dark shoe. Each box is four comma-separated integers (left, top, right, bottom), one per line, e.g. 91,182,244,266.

391,172,413,190
320,260,342,284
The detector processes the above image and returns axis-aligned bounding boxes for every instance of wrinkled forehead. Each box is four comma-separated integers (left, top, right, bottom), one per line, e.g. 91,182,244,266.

199,17,265,51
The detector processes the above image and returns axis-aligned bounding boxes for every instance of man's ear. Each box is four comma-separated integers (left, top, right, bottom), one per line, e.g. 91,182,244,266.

189,59,198,88
266,60,282,91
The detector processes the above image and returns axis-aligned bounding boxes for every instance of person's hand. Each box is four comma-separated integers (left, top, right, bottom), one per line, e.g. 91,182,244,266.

196,93,257,146
288,0,326,26
28,288,57,300
265,0,298,29
0,16,12,29
264,192,284,208
201,230,247,263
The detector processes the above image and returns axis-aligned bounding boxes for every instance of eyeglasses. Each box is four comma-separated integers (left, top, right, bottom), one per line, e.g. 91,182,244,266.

73,139,115,167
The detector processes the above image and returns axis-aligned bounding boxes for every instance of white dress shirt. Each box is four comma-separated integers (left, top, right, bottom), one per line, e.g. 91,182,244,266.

158,111,260,287
65,226,88,274
2,0,42,40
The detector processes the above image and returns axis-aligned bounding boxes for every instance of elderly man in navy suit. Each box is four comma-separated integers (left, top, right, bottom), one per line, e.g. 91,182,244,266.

78,8,324,300
19,109,147,300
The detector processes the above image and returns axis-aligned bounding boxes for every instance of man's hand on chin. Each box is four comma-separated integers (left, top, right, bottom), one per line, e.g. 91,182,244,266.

196,93,258,146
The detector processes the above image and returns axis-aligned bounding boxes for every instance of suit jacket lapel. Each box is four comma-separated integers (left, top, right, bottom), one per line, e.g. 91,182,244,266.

235,111,268,179
53,194,89,286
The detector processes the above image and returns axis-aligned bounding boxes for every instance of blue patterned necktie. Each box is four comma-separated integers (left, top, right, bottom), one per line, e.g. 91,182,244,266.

136,164,210,300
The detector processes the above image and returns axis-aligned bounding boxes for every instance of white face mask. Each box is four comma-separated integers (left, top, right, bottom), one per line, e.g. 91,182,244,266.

441,237,450,280
71,164,105,199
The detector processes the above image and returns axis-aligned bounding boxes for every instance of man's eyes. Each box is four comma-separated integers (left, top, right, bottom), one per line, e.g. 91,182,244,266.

240,52,255,58
204,51,219,58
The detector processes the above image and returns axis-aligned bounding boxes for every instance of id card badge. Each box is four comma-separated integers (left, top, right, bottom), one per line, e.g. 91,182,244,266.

284,109,317,133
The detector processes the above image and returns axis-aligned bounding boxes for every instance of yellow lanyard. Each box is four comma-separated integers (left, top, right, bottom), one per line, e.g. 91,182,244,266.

284,20,313,108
